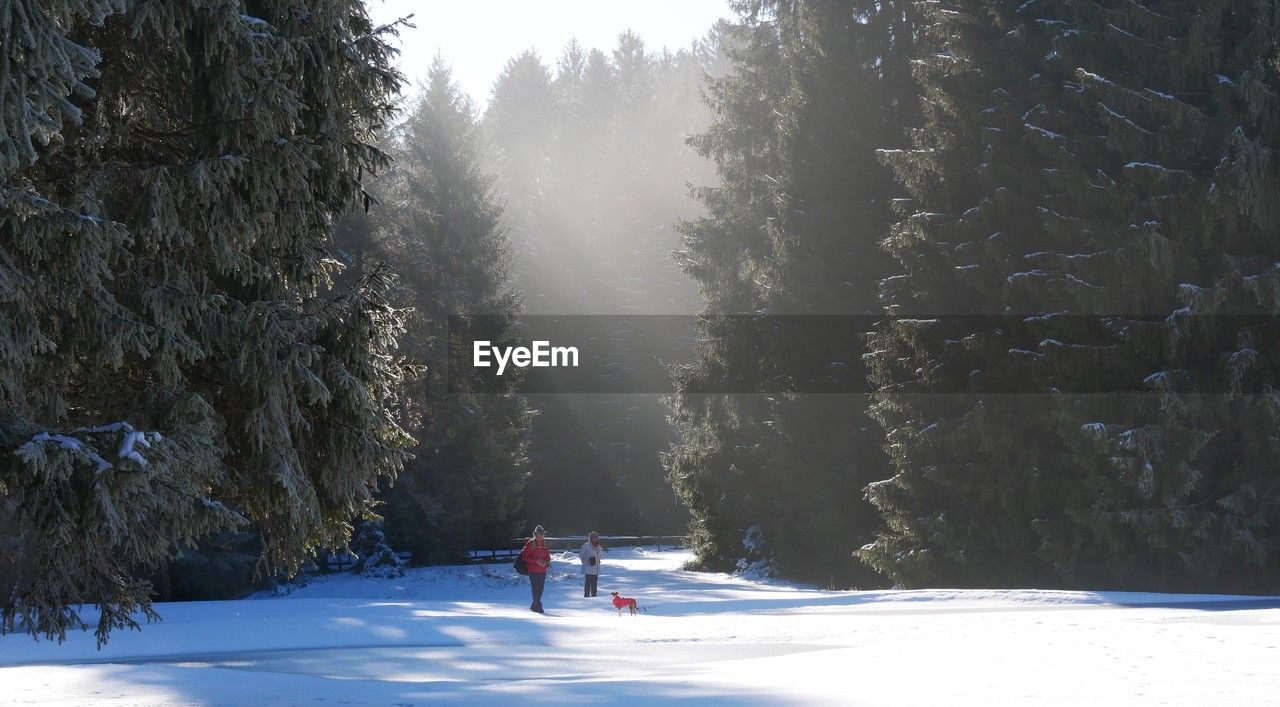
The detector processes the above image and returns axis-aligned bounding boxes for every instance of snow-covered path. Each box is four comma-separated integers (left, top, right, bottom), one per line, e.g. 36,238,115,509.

3,548,1279,705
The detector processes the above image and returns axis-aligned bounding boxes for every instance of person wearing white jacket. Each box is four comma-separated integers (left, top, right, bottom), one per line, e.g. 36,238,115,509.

579,531,603,597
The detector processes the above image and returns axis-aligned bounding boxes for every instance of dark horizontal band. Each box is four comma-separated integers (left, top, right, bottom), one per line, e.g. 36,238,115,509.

445,314,1280,394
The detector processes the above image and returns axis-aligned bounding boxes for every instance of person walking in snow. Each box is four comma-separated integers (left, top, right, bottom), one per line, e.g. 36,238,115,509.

521,525,552,613
579,531,603,597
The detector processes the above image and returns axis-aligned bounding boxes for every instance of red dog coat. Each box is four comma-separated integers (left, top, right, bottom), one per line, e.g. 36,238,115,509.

612,594,637,611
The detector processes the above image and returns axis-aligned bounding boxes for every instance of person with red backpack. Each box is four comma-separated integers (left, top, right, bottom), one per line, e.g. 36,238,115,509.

520,525,552,613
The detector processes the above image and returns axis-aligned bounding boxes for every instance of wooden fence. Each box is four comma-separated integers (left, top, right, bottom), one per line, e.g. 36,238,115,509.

467,535,689,563
315,536,689,572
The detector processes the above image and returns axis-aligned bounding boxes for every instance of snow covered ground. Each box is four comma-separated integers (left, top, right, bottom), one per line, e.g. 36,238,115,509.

3,547,1280,705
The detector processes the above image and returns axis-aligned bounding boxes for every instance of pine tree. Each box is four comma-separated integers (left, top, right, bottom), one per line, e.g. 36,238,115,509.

667,0,916,586
862,1,1280,592
486,50,557,209
1026,0,1280,591
858,0,1068,587
484,50,556,309
665,5,801,576
359,58,533,562
350,520,405,578
1,1,411,644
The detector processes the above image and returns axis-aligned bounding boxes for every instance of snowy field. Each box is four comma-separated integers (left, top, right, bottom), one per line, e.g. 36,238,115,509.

3,547,1280,705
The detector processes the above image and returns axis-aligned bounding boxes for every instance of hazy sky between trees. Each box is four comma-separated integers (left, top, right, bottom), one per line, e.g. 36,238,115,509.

369,0,733,105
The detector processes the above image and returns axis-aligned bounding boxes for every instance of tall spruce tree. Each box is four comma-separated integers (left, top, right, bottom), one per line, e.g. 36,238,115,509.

1030,0,1280,591
858,0,1068,588
667,0,916,586
1,1,410,643
484,50,556,310
862,1,1280,592
354,58,533,562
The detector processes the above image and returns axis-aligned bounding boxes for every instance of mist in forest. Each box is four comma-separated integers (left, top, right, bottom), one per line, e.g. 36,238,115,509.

483,36,722,316
478,29,730,535
342,24,734,555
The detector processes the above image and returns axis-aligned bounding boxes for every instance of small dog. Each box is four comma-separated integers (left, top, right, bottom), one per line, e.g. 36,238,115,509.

610,591,638,615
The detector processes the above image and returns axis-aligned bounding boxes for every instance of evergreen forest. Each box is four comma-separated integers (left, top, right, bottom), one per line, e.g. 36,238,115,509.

4,0,1280,644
